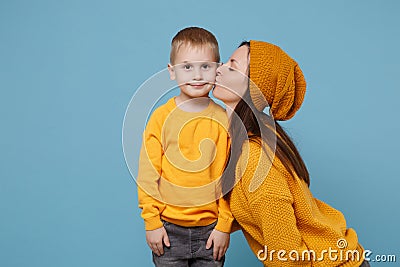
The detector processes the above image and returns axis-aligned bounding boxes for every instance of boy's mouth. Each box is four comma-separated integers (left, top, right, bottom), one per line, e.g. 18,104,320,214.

187,82,209,88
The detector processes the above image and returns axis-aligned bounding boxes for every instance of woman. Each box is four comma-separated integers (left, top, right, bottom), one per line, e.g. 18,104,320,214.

213,41,369,266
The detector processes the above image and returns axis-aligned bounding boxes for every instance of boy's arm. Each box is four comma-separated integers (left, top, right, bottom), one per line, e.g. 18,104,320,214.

214,196,234,233
208,195,233,260
137,114,165,230
215,121,234,233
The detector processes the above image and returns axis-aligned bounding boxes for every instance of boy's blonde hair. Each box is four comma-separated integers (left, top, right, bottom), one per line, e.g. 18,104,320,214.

170,27,220,64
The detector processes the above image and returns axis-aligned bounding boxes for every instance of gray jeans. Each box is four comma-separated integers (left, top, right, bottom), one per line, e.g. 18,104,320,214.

152,220,225,267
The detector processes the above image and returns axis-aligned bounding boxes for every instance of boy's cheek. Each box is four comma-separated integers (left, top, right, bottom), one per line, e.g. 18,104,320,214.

174,76,189,86
174,72,191,83
203,73,217,83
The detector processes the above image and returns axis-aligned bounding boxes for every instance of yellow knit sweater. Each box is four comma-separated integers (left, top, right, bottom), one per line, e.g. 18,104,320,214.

230,140,365,266
138,98,233,232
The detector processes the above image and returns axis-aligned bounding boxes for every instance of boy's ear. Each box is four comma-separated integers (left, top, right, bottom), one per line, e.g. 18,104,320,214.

167,63,176,80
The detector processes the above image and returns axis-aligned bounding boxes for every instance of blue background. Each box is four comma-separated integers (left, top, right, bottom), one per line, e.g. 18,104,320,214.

1,0,399,266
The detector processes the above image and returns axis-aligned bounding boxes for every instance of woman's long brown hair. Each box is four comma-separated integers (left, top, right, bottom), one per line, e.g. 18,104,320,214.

222,42,310,198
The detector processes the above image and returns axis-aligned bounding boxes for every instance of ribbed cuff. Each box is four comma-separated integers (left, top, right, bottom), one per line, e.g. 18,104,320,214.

144,215,163,231
215,216,234,233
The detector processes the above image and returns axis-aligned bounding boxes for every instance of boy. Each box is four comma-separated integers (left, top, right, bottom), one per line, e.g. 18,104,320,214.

137,27,233,266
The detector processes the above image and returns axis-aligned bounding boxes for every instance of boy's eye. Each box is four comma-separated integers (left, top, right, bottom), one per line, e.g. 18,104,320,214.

201,64,211,70
183,64,193,70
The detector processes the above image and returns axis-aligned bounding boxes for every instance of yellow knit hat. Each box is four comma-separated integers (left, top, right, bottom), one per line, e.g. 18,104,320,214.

249,40,306,121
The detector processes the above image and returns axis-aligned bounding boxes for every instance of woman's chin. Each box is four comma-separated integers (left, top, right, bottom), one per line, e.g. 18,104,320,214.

212,85,226,99
213,86,238,103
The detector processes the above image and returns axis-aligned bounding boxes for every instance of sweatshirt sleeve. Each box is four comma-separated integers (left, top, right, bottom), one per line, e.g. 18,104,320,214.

215,196,234,233
215,118,234,233
137,112,165,231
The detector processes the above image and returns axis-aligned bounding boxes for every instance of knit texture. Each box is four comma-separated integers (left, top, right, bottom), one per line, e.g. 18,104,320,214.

137,98,233,232
249,40,306,121
230,140,365,266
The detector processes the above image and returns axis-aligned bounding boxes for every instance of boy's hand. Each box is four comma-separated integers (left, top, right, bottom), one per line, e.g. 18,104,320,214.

206,229,230,261
146,226,170,256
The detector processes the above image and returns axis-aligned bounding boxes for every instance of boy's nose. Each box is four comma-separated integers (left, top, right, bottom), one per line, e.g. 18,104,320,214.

193,69,202,80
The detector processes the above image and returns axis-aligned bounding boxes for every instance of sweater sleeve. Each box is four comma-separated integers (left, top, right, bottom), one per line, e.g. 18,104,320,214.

241,141,311,266
249,194,311,266
236,141,364,266
137,112,165,231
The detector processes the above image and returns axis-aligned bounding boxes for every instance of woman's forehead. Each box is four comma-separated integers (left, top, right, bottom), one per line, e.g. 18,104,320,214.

230,46,249,65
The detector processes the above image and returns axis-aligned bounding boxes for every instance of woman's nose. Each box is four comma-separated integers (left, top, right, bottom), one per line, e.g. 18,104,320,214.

216,62,224,76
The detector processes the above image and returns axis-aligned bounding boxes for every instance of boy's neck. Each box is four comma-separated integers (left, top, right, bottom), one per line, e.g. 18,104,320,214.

174,95,210,112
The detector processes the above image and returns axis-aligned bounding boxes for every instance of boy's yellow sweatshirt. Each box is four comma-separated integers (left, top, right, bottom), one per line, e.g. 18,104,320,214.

230,140,365,266
138,98,233,232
